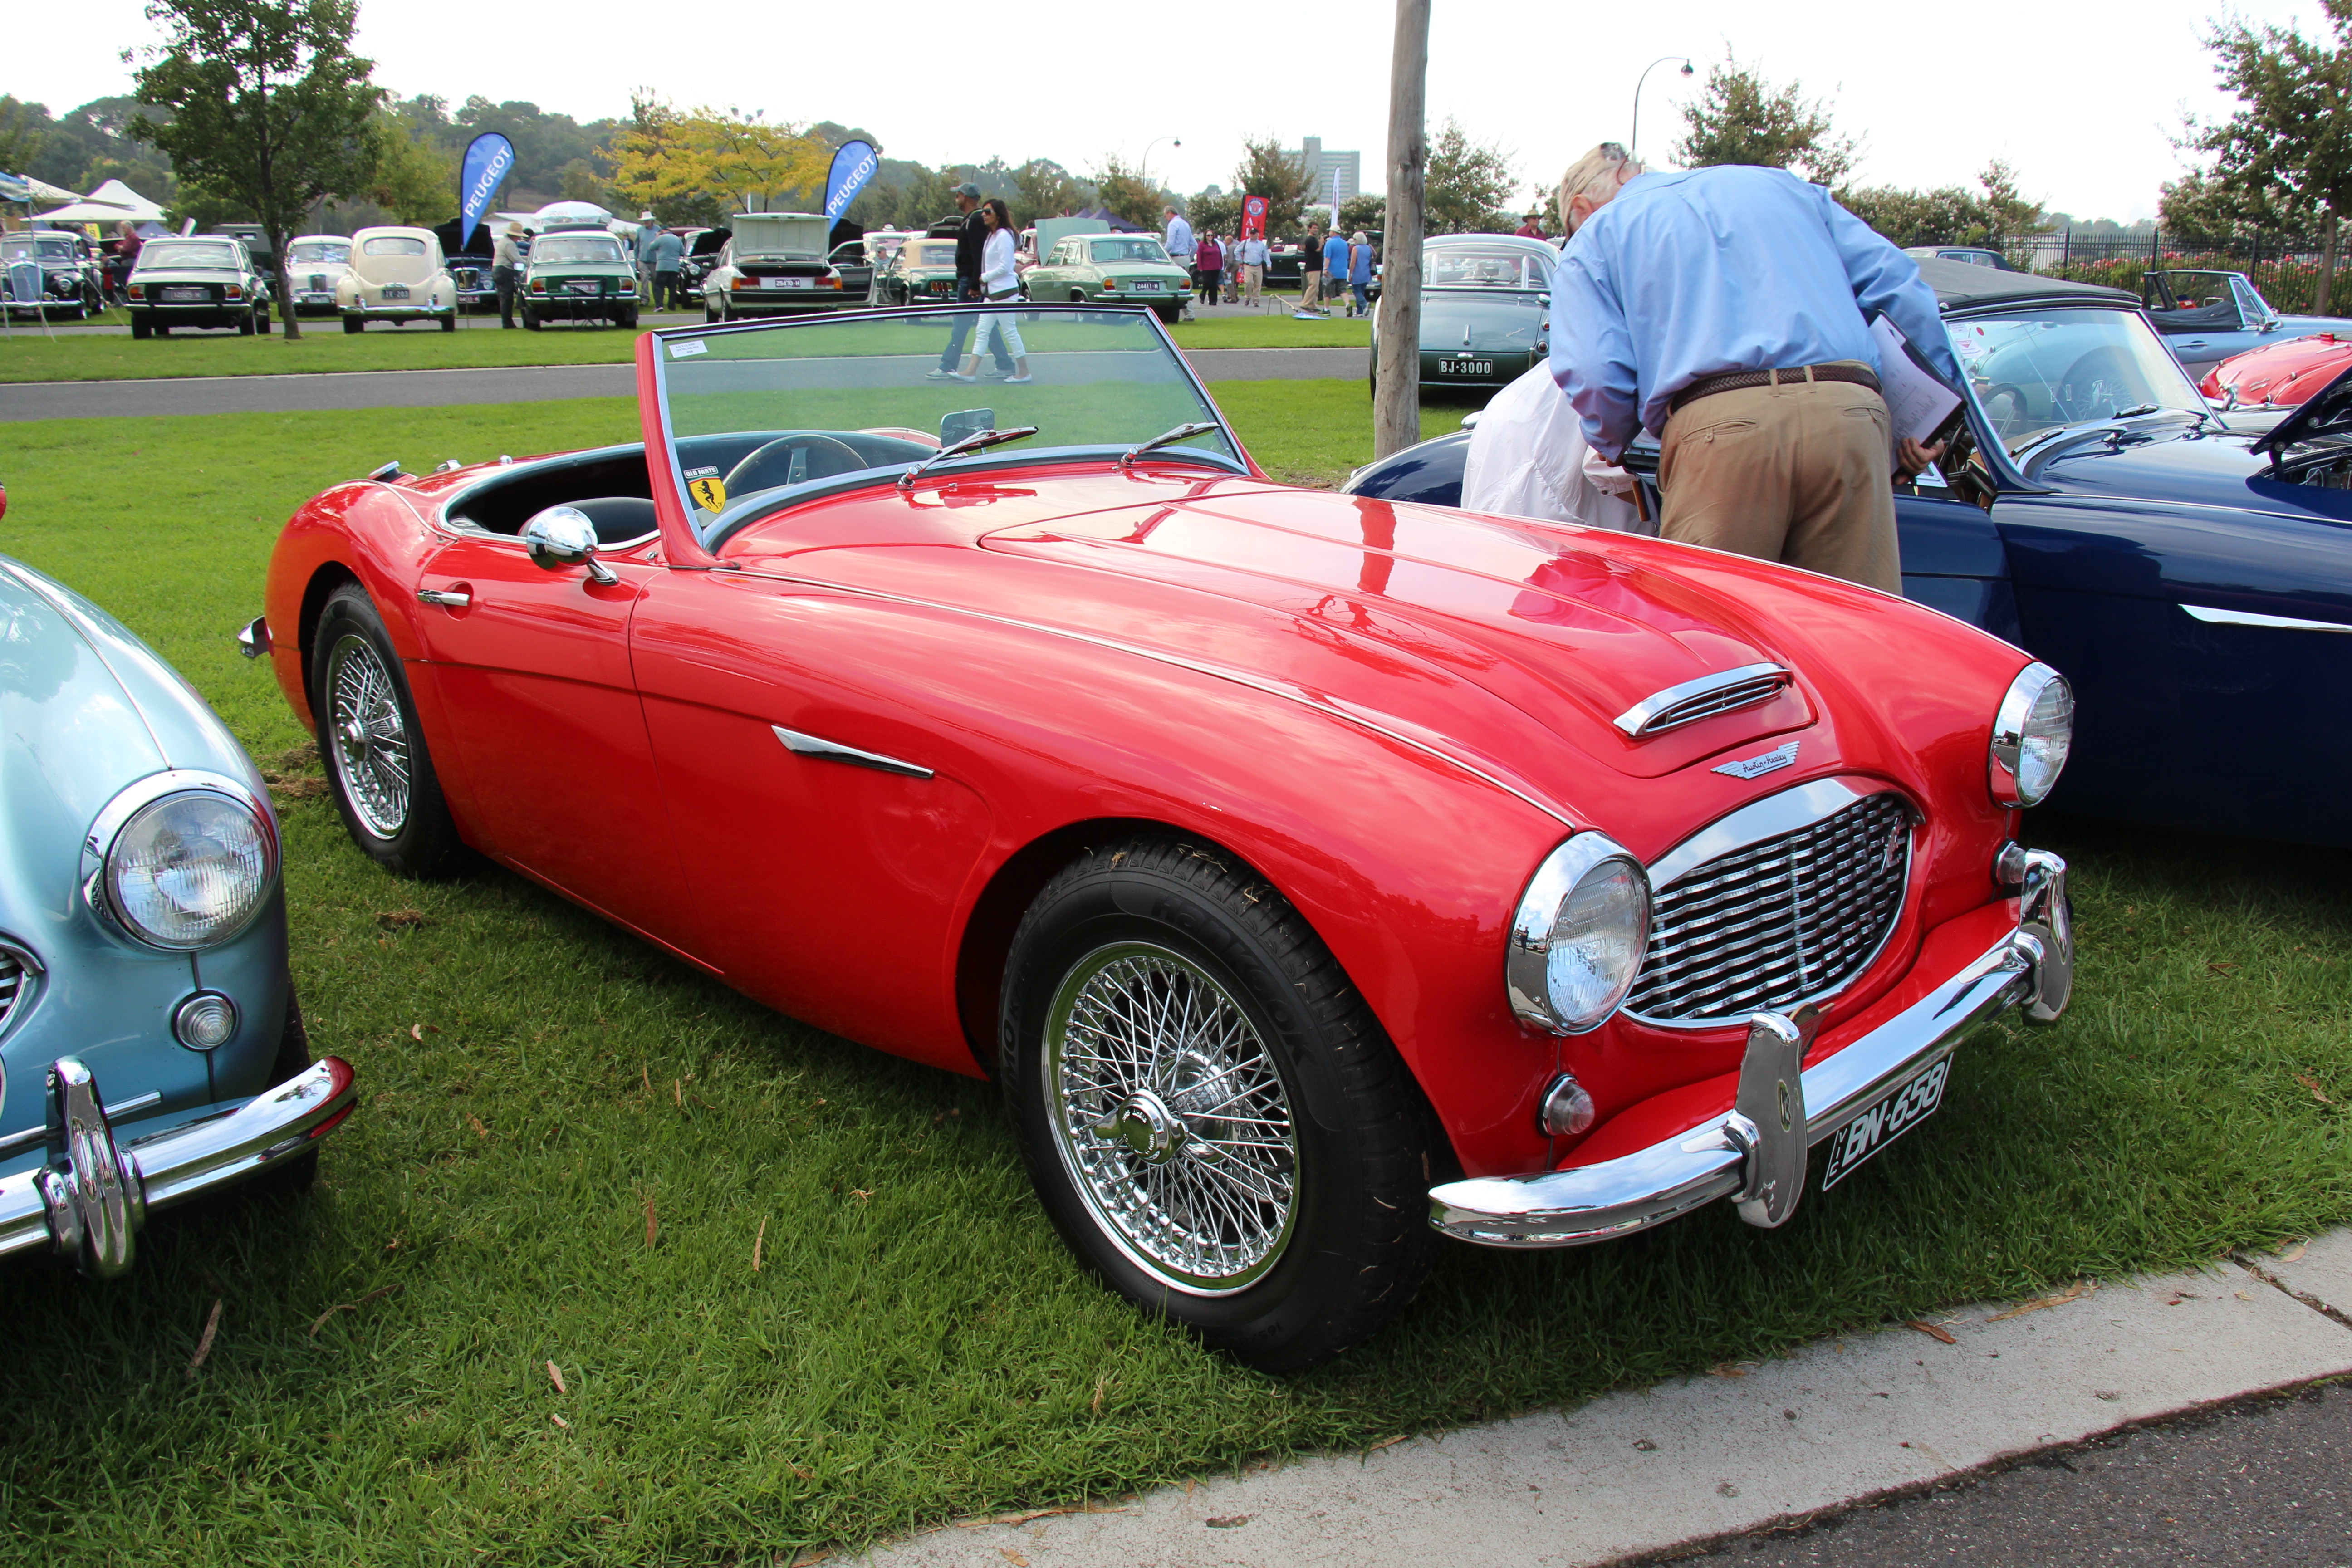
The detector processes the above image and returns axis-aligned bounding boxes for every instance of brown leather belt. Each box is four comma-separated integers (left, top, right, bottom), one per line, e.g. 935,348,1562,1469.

1667,363,1882,417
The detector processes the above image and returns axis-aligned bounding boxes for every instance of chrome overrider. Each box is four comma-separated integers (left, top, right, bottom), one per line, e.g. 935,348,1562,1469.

0,1056,357,1277
1431,850,2072,1246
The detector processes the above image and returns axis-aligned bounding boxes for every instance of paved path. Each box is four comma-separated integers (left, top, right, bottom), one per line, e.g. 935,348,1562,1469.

0,347,1365,421
857,1231,2352,1567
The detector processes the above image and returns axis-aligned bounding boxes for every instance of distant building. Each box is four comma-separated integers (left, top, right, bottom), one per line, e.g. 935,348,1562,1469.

1285,137,1361,207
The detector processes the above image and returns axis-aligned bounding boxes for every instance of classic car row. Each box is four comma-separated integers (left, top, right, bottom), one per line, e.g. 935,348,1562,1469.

225,301,2075,1369
3,229,108,319
1347,258,2352,851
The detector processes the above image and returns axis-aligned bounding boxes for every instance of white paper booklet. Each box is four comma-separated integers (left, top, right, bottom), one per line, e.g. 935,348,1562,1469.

1869,314,1962,447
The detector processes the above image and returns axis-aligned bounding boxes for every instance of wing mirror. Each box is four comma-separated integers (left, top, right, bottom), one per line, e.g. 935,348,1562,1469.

521,505,618,584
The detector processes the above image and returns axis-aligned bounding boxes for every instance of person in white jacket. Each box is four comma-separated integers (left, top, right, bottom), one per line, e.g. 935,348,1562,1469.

1460,363,1649,533
953,199,1032,384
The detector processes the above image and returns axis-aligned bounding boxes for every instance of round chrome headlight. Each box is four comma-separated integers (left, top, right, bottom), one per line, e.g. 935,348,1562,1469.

1989,662,2074,808
94,777,278,950
1506,832,1652,1035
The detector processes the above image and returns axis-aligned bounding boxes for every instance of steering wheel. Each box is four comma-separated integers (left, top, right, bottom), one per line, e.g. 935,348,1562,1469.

2055,349,2135,423
1979,382,2030,437
724,434,868,497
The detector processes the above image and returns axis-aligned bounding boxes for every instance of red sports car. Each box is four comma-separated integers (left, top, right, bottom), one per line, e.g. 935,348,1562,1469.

2201,330,2352,407
247,305,2077,1369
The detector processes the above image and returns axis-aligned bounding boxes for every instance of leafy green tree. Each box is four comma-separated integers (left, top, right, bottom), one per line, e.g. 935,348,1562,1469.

359,102,456,225
1186,189,1241,239
1337,192,1386,236
2174,0,2352,303
1010,158,1083,226
1836,161,2045,248
1674,52,1857,186
127,0,386,341
0,97,47,176
1425,118,1517,235
1091,152,1162,230
1230,136,1315,236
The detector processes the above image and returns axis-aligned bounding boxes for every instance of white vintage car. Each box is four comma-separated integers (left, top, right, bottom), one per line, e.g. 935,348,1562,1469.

698,212,849,321
284,235,355,317
336,226,456,333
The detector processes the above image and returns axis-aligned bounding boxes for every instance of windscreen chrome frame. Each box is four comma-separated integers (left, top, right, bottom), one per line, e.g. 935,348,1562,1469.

646,303,1250,552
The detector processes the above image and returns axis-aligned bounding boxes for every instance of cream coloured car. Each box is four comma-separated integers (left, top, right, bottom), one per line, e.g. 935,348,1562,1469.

336,226,456,332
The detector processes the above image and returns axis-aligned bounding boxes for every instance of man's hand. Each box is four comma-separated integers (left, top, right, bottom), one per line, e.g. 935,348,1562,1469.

1895,436,1948,482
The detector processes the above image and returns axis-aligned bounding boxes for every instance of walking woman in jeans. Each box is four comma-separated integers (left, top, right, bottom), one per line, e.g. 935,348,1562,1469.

1348,231,1374,317
1196,233,1223,315
952,198,1033,383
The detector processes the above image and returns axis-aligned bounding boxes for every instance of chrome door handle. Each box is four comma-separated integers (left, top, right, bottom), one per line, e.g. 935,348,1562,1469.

416,588,470,608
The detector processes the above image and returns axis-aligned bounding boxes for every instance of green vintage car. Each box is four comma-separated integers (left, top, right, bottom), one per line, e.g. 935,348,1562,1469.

872,236,963,306
1369,234,1556,393
1024,232,1191,322
522,224,640,330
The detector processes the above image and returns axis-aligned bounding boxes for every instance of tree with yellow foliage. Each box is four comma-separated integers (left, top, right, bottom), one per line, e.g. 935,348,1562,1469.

610,92,829,222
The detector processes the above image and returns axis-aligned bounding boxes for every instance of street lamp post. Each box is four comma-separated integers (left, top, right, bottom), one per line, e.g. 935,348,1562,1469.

1140,135,1183,191
1630,56,1694,161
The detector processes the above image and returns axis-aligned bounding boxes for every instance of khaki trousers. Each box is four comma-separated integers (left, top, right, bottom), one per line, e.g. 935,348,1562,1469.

1656,373,1901,593
1242,263,1263,304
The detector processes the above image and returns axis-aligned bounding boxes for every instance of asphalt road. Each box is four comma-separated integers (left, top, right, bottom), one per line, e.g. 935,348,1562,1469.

1692,1383,2352,1567
0,346,1366,421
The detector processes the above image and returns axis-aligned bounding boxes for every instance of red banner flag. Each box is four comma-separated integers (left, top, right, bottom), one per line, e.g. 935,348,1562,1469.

1240,195,1269,241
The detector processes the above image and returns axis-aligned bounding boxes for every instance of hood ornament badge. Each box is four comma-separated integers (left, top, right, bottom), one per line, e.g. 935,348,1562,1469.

1712,740,1799,780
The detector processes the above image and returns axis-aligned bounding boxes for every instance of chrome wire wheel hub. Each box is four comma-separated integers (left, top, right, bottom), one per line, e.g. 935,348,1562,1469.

1044,942,1299,1295
324,633,411,838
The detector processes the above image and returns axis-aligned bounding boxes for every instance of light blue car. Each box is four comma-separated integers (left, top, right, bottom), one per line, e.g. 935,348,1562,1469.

0,509,355,1278
2141,268,2351,378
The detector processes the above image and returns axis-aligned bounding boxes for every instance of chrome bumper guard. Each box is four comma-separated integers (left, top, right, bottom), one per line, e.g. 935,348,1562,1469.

0,1056,357,1277
1431,850,2072,1247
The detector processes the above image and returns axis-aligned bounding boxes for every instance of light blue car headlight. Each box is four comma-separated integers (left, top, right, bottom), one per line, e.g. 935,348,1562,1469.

87,772,279,951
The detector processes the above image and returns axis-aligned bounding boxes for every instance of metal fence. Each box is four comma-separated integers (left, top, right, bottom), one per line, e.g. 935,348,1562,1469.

1996,231,2339,313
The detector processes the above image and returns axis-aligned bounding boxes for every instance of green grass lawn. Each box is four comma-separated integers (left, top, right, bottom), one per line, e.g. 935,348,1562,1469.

0,310,1366,383
0,397,2345,1564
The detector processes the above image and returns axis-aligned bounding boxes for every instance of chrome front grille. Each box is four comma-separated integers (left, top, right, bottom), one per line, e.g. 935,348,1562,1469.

1626,791,1912,1025
0,948,24,1029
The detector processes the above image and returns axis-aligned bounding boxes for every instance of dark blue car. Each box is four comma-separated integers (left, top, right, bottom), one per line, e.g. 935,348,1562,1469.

1343,259,2352,848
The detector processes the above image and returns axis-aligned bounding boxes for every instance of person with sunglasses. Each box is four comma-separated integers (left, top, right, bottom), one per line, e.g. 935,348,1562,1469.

1546,142,1957,593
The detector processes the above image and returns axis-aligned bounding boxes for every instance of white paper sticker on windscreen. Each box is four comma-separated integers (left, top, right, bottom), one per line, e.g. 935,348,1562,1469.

668,339,709,359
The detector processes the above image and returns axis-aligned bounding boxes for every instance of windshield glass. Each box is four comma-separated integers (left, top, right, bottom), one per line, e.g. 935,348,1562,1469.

289,240,351,265
136,243,238,270
1089,238,1170,264
903,241,957,268
362,235,428,257
1425,247,1549,289
1949,307,2205,452
534,235,623,265
655,308,1241,547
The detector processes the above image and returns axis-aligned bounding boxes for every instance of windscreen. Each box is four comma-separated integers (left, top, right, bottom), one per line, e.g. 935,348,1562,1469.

363,235,428,257
904,241,957,268
136,243,238,270
1950,307,2206,451
290,240,351,265
654,307,1240,547
1089,238,1170,264
534,235,623,265
1426,247,1550,289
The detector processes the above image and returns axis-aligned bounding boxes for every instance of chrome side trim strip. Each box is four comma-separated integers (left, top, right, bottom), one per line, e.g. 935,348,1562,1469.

1612,661,1792,738
771,725,934,780
2181,603,2352,633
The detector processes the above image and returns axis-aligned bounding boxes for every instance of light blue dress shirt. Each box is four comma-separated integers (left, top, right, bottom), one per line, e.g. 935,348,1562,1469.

1164,214,1195,262
1549,165,1960,461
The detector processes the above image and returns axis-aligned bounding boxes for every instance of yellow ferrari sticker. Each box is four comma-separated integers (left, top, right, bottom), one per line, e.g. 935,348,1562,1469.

688,475,727,512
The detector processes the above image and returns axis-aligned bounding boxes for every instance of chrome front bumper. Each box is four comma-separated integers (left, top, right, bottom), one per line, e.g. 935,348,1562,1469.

1431,850,2072,1247
0,1057,357,1277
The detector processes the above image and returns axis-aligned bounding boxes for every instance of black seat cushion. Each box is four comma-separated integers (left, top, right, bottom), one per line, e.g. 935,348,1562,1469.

569,496,658,545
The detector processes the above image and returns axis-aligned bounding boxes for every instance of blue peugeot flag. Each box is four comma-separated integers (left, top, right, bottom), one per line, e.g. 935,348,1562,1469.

824,140,878,221
458,132,517,250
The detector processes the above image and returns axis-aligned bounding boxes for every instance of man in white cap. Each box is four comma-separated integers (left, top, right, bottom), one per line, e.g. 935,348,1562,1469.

635,212,660,304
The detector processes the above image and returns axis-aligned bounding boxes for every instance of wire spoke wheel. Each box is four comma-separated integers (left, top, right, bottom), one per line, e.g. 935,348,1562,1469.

1044,941,1299,1295
324,632,411,839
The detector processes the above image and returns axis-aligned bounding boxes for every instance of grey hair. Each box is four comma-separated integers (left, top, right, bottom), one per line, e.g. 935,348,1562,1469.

1557,142,1644,232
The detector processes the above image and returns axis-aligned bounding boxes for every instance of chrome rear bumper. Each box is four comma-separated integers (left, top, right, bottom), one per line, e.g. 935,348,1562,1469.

1431,850,2072,1247
0,1057,357,1276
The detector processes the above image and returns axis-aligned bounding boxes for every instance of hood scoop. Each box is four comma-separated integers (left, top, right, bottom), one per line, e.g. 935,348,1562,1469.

1613,663,1793,737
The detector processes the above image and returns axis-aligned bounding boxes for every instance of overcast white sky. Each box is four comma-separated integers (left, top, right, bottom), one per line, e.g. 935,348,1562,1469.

15,0,2332,223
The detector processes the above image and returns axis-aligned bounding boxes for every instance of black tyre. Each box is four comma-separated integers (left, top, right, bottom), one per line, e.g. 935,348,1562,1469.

310,584,468,877
130,314,150,340
999,835,1436,1372
439,312,456,333
343,315,363,334
237,309,255,335
705,300,720,323
523,307,541,331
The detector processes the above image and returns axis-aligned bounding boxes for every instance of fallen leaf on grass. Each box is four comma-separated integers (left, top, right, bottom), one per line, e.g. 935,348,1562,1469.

1988,1280,2092,1321
2207,961,2239,975
411,1024,423,1040
1090,1372,1109,1414
1206,1515,1252,1529
378,910,426,930
2278,1241,2309,1264
752,1216,767,1274
547,1361,568,1396
467,1114,488,1139
1904,1320,1958,1344
2294,1073,2334,1106
788,1550,830,1568
307,1283,402,1337
186,1298,223,1378
550,1414,569,1429
848,1189,872,1202
999,1551,1030,1567
1707,1362,1751,1377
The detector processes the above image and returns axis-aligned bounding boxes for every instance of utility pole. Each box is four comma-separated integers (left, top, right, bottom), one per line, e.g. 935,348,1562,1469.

1374,0,1429,459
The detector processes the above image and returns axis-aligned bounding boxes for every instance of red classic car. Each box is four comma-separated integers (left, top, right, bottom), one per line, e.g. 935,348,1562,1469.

245,305,2076,1369
2201,330,2352,408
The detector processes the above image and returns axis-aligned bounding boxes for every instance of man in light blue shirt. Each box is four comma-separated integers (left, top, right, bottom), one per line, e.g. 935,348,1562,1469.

1549,145,1958,592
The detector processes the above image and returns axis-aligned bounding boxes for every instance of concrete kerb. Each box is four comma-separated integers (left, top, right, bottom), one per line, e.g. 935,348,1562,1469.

856,1230,2352,1568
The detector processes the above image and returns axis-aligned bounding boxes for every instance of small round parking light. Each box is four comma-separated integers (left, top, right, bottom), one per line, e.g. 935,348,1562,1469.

172,990,240,1051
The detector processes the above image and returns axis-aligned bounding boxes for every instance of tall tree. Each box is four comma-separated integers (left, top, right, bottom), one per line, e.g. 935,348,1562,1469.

1424,118,1517,235
1090,153,1161,230
127,0,383,341
1674,52,1856,186
1836,161,2045,248
1231,136,1316,237
1010,158,1083,226
360,105,456,225
0,97,47,176
610,98,827,220
2177,0,2352,306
